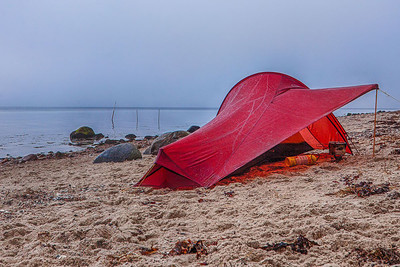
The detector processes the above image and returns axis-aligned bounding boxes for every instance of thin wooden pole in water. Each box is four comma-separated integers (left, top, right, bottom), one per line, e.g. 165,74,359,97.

111,101,116,130
158,109,161,130
372,89,378,157
136,109,139,131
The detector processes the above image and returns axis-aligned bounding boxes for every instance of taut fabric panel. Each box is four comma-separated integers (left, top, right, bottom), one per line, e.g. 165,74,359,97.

137,72,378,189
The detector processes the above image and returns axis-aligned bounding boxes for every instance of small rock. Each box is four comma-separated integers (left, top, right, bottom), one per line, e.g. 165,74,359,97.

187,125,200,133
144,135,156,140
104,139,119,145
391,149,400,155
387,191,400,200
21,154,38,162
93,143,142,163
95,133,105,140
247,241,260,249
55,152,64,159
125,134,137,141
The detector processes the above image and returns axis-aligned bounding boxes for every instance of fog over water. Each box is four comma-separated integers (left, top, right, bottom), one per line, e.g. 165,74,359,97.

0,1,400,109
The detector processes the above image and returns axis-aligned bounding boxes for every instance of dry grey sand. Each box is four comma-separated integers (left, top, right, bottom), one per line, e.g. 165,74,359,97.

1,111,400,266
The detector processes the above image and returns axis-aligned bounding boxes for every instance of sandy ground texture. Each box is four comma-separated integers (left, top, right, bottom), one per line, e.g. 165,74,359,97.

1,111,400,266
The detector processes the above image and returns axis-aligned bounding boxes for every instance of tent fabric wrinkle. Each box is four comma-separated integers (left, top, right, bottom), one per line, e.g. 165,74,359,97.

137,72,378,189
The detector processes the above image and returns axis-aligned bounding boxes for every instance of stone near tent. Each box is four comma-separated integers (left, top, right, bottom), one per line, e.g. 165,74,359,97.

143,146,151,155
149,131,189,155
70,126,96,143
125,134,137,141
93,143,142,163
187,125,200,133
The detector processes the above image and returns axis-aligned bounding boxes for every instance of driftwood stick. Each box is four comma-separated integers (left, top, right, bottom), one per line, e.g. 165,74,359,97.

112,101,116,130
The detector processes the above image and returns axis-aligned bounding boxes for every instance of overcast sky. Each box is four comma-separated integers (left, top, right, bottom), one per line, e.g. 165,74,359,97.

0,1,399,109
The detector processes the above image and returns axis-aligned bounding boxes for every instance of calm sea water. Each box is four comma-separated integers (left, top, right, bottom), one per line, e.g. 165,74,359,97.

0,107,392,158
0,107,217,158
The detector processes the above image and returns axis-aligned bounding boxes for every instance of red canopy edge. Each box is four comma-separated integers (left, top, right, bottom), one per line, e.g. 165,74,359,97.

136,72,378,189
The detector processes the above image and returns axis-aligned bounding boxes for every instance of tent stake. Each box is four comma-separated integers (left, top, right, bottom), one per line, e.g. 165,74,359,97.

372,89,378,157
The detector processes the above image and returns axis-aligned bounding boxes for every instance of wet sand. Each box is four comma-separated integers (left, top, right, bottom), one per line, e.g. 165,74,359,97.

1,112,400,266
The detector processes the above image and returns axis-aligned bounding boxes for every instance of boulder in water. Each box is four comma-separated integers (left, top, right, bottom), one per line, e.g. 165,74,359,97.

70,126,96,144
93,143,142,163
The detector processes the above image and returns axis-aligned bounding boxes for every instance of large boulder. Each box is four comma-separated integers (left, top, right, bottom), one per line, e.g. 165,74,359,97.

70,126,95,143
93,143,142,163
148,130,189,155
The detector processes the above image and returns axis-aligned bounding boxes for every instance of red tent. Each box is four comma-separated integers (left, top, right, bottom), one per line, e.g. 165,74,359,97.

137,72,378,189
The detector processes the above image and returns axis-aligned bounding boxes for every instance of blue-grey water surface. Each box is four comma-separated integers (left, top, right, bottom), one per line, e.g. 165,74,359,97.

0,107,388,158
0,107,217,158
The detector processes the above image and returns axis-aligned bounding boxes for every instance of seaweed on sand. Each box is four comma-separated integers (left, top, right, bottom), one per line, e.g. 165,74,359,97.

260,235,318,255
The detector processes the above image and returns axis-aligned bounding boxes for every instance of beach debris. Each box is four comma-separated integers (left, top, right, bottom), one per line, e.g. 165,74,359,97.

106,252,138,266
0,209,12,219
37,231,51,241
391,148,400,155
224,191,235,197
353,246,400,265
260,235,318,255
139,246,158,255
169,239,208,259
10,188,85,208
187,125,200,133
387,191,400,200
53,193,86,202
337,175,390,197
141,201,157,205
93,143,142,163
